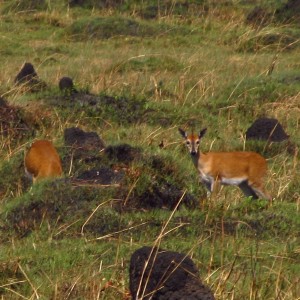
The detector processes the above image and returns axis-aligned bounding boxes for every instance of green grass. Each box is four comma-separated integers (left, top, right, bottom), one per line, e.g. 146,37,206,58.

0,1,299,299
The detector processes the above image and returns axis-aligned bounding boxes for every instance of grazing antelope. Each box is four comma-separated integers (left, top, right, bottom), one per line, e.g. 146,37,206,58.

179,128,271,200
25,140,63,183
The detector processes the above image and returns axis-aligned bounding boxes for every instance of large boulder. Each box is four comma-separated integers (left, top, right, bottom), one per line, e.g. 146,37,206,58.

246,118,289,142
129,246,215,300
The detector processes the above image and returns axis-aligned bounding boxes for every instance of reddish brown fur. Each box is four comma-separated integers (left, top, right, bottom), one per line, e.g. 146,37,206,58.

179,128,271,200
198,151,268,191
25,140,62,183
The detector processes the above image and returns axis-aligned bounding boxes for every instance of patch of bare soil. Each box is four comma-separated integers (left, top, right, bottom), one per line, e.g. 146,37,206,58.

53,88,150,125
76,167,125,185
275,0,300,21
128,181,197,210
245,6,271,27
64,127,105,158
246,1,300,25
68,0,124,9
0,97,32,141
104,144,142,164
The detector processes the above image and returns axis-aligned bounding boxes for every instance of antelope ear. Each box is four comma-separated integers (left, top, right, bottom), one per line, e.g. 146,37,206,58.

199,128,207,138
178,128,187,138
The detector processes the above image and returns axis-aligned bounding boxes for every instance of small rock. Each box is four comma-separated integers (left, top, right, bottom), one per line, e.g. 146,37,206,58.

14,62,47,91
59,76,77,95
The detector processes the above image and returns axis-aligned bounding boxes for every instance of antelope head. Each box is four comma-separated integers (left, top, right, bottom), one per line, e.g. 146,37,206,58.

178,128,207,156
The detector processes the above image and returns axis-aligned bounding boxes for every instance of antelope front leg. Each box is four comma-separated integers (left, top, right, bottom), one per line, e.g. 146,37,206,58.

201,178,220,199
201,179,213,197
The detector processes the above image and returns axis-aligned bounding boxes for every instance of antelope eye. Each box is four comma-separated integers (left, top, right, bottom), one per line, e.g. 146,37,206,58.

186,141,190,145
196,141,200,145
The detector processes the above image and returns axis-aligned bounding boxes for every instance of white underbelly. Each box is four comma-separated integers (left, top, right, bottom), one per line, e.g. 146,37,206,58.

220,177,247,185
199,171,246,186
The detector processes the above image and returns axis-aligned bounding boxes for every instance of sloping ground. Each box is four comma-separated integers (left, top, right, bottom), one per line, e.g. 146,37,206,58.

66,16,192,40
0,1,299,299
0,98,32,142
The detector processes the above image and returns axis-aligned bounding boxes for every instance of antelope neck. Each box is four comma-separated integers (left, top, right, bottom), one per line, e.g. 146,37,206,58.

190,150,200,166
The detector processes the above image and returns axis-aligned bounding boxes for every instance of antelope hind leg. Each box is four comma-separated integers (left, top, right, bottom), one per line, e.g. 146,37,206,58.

252,187,272,201
238,181,259,200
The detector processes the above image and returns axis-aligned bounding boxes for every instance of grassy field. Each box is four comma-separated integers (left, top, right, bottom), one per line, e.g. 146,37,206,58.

0,0,299,299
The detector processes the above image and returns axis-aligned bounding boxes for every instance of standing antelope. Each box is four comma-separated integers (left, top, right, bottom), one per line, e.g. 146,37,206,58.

25,140,63,183
179,128,271,200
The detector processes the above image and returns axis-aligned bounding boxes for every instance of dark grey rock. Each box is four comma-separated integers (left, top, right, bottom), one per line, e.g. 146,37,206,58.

129,246,215,300
246,118,289,142
14,62,47,91
59,76,77,95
